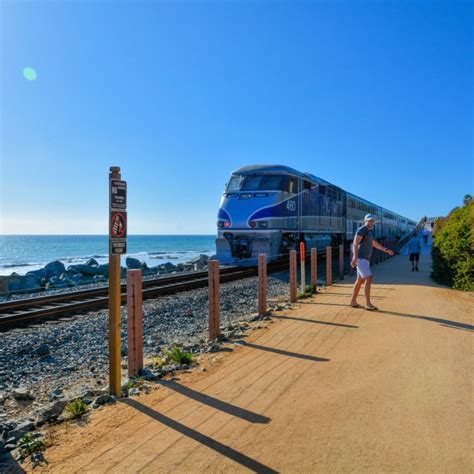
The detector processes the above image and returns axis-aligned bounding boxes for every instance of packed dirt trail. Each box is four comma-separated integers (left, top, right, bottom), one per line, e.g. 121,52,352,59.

30,253,473,473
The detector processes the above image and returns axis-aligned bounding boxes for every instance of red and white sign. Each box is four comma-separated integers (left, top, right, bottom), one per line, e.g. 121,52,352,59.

110,211,127,239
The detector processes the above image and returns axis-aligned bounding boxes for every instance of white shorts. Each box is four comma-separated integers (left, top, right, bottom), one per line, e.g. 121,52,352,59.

356,258,372,278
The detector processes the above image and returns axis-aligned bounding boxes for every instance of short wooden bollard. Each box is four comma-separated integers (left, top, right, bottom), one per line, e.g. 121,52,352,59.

339,244,344,280
208,260,220,341
258,254,267,316
290,250,297,303
326,246,332,286
311,248,317,287
127,269,143,377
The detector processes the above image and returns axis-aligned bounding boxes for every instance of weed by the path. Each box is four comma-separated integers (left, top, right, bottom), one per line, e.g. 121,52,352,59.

19,433,45,457
65,399,89,418
152,345,195,368
298,285,317,299
124,377,145,391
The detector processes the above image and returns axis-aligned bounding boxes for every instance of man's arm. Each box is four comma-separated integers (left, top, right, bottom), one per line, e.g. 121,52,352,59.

372,240,394,255
351,235,363,267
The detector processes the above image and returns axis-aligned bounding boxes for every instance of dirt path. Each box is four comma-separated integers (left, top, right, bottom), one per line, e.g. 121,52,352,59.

28,254,473,473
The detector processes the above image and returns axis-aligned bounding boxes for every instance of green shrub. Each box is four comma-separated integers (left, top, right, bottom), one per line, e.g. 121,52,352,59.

163,346,194,366
65,399,89,418
298,285,317,299
19,433,45,457
151,355,166,369
431,200,474,291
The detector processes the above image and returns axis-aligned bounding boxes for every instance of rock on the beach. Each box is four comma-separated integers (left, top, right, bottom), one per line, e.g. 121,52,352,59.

188,254,210,270
44,260,66,278
6,273,41,293
126,257,142,270
96,264,109,277
0,276,9,294
67,263,99,276
86,258,99,267
45,276,68,290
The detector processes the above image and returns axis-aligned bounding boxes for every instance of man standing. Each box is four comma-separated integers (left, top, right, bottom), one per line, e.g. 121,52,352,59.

350,214,394,311
407,232,422,271
422,227,430,245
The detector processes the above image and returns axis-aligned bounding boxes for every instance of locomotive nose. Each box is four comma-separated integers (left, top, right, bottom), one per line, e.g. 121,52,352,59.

217,192,280,229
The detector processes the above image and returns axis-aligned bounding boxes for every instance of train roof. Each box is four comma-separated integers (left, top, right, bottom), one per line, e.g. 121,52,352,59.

231,164,416,223
232,165,306,179
232,165,332,186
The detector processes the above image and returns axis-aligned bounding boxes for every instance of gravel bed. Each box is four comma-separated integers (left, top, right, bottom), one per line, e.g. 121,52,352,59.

0,273,290,423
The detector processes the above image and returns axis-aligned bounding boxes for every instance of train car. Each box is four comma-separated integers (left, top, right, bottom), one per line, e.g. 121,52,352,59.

216,165,416,264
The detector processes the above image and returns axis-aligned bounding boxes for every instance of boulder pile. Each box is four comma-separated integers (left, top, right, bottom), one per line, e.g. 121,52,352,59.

0,255,212,297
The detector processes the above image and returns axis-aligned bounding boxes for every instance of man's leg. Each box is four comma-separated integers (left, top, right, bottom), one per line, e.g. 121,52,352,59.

364,275,373,306
350,275,365,305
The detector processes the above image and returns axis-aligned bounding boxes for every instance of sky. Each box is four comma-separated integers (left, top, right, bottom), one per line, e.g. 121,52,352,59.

1,0,472,235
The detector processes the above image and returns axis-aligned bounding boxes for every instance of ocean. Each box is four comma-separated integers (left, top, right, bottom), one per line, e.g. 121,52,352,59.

0,235,216,276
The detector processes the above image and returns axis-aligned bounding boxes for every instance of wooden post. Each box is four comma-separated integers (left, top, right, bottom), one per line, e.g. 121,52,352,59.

108,166,122,396
311,248,317,288
300,241,306,292
326,246,332,286
208,260,220,341
127,269,143,377
339,244,344,280
258,254,267,316
290,250,297,303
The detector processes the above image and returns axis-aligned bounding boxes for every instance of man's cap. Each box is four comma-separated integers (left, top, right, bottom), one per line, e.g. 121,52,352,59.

364,214,377,221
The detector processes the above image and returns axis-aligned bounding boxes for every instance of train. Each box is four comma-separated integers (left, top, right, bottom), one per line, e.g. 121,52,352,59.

215,165,417,264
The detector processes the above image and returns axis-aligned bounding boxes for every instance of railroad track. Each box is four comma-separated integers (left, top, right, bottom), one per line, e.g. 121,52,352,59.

0,259,291,329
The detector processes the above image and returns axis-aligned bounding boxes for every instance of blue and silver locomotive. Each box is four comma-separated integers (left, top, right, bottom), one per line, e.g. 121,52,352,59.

216,165,416,264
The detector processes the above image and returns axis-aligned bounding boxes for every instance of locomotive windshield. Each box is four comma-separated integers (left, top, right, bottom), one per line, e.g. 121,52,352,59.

226,174,295,192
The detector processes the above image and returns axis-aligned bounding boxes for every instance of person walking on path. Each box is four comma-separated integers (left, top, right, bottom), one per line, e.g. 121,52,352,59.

422,228,430,245
350,214,394,311
407,233,422,271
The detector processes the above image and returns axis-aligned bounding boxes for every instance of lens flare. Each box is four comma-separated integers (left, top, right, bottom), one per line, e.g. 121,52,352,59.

23,67,37,81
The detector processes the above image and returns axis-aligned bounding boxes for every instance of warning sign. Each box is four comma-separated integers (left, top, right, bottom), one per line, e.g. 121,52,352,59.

110,211,127,239
110,239,127,255
110,179,127,211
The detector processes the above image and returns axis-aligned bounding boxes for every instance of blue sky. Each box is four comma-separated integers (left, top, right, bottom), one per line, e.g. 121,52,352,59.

1,0,472,234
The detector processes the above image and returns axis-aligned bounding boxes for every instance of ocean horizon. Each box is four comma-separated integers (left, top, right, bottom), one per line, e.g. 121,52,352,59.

0,234,216,276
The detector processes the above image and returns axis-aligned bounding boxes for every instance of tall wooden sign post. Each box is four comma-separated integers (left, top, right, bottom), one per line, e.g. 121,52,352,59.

109,166,127,396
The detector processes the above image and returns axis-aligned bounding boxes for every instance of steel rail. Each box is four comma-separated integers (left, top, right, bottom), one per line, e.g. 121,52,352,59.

0,260,290,328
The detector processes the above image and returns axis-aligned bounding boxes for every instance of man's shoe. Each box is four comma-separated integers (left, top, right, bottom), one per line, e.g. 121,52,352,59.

412,268,415,271
415,267,419,271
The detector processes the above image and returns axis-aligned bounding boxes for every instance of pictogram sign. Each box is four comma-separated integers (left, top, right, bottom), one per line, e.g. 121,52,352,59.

110,211,127,238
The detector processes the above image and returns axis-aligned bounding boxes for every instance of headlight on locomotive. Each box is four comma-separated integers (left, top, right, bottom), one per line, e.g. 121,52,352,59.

258,221,268,228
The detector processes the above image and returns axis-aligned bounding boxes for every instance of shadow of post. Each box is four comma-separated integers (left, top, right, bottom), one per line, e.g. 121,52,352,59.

272,314,358,329
122,399,278,474
157,380,270,424
232,340,330,362
379,310,474,332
